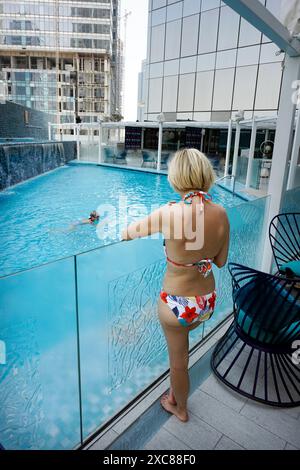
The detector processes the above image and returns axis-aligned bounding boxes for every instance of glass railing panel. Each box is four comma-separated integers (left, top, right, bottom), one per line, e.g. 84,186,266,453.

79,131,99,163
236,157,272,192
204,195,270,336
281,185,300,213
76,237,205,440
235,155,248,185
0,257,81,450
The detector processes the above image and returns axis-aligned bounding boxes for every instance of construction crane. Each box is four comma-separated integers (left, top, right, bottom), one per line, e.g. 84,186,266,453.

121,10,132,59
54,0,60,133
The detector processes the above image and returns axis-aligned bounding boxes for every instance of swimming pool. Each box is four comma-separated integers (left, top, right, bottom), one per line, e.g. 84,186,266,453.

0,163,241,277
0,163,268,450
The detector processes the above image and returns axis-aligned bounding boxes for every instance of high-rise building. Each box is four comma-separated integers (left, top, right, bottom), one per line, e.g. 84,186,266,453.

0,0,123,130
142,0,286,123
137,59,147,121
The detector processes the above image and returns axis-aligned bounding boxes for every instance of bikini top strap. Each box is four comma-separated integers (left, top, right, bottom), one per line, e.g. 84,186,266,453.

183,191,212,205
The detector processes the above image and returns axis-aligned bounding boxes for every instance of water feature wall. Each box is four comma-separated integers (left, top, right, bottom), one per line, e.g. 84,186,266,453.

0,101,51,141
0,141,76,190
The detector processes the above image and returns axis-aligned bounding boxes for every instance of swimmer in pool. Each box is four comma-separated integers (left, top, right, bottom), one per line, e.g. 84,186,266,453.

50,211,100,234
79,210,100,225
69,210,100,230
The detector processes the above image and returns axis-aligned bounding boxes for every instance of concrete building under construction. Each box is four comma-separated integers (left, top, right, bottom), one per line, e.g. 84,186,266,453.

0,0,123,131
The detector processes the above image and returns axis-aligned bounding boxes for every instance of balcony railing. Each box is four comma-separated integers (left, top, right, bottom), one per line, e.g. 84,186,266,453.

0,190,277,450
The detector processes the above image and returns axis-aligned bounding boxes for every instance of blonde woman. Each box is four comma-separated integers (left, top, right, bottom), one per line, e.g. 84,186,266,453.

122,149,230,422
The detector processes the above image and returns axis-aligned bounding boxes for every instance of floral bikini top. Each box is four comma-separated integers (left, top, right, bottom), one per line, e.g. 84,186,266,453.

164,190,213,278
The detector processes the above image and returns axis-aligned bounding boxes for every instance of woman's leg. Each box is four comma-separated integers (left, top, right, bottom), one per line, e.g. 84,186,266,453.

161,322,190,421
158,299,191,421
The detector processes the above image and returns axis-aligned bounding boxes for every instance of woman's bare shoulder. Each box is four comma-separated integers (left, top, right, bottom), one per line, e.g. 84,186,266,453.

209,201,228,215
208,202,229,227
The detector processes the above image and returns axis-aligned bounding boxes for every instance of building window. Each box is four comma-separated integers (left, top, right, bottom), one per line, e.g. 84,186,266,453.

177,73,195,112
217,6,240,51
212,68,235,111
181,14,199,57
198,9,219,54
165,19,182,60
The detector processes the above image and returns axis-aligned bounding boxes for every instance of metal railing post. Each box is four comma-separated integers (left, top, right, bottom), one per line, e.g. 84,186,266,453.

224,119,233,177
232,122,241,177
157,121,163,172
98,121,103,164
245,118,257,188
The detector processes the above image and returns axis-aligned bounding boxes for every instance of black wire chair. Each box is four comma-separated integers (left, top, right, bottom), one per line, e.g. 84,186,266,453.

211,263,300,407
269,213,300,278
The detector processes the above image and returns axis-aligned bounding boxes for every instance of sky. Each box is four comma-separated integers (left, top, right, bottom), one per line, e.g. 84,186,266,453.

120,0,149,121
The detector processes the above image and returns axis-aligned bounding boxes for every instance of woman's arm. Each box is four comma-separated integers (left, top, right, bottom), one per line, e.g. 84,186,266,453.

214,211,230,268
121,206,164,241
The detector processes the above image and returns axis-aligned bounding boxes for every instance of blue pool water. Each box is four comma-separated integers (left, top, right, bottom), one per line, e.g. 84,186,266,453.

0,164,240,277
0,163,267,450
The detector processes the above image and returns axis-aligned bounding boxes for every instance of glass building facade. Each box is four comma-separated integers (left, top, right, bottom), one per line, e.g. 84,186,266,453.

0,0,122,127
142,0,285,122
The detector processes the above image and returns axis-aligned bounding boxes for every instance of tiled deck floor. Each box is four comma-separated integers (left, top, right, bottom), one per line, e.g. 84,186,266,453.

144,373,300,451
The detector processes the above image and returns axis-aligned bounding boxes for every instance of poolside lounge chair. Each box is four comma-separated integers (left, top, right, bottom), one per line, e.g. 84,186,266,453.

212,263,300,407
142,150,156,168
269,213,300,279
103,147,115,163
115,150,127,165
161,152,170,168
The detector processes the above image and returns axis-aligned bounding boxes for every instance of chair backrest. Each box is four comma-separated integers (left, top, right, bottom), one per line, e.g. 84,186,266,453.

142,150,155,162
228,263,300,347
269,213,300,272
104,147,115,159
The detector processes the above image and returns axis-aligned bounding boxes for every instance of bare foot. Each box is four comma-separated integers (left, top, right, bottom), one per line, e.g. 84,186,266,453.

168,388,177,406
160,395,189,422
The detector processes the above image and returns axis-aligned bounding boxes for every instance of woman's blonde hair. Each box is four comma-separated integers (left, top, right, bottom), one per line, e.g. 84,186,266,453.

168,148,215,193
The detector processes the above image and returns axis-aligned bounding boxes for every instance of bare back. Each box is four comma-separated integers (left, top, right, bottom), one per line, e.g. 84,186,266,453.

161,198,230,296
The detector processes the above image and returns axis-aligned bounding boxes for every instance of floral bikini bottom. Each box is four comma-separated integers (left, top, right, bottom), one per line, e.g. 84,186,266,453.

160,290,217,327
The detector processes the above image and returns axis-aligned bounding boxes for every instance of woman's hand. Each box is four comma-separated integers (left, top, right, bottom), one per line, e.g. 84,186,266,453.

121,228,131,241
121,206,165,241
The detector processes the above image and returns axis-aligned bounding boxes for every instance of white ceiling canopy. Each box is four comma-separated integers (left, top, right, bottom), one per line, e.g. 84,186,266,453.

223,0,300,56
281,0,300,36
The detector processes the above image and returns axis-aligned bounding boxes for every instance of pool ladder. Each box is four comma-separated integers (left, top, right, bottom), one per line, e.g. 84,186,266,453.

216,175,237,195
